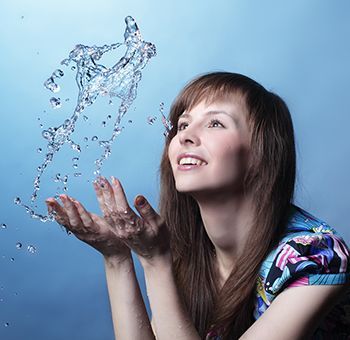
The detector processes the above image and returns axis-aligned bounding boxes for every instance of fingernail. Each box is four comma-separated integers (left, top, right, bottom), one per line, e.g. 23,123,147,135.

135,196,146,207
59,195,66,202
112,177,120,186
98,177,106,188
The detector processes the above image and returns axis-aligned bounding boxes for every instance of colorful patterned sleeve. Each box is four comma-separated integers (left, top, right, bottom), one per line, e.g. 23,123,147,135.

265,232,350,294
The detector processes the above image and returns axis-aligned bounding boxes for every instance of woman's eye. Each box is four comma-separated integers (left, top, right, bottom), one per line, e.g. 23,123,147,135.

177,122,188,131
208,119,224,128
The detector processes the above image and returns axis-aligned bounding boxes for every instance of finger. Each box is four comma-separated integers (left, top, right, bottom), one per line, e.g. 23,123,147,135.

110,177,132,212
93,179,110,217
71,199,93,227
60,195,82,229
99,177,118,213
134,195,161,227
111,177,138,217
110,177,140,227
45,198,69,225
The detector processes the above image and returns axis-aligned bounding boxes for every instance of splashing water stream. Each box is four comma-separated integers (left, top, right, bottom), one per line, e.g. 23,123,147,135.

16,16,156,222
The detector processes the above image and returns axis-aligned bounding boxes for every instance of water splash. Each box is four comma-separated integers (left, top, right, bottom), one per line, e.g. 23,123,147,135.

16,16,156,222
159,102,173,137
27,245,37,254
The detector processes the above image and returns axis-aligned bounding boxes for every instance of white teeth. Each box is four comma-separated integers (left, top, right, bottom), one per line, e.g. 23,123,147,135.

179,157,206,166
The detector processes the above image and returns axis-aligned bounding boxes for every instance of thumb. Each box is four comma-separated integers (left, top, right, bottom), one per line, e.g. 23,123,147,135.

134,195,161,226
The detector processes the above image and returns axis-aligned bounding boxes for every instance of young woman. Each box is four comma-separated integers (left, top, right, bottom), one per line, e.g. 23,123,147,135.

46,72,350,339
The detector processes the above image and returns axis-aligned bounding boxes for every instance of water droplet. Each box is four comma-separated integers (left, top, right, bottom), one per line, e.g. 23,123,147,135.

10,258,14,262
159,102,164,113
109,100,113,105
72,157,79,162
161,113,173,137
74,173,82,177
83,137,88,142
54,173,61,182
128,120,132,123
37,148,42,153
4,322,9,327
39,124,43,129
14,197,21,205
91,136,98,141
83,115,88,121
65,98,70,102
107,114,112,120
53,69,64,78
61,58,69,66
16,242,22,249
102,121,106,127
71,66,76,71
50,97,62,109
147,116,157,125
27,245,37,254
1,224,6,229
44,77,60,93
72,164,78,169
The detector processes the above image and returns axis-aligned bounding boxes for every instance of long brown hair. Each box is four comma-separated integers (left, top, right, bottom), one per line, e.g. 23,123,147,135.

159,72,296,339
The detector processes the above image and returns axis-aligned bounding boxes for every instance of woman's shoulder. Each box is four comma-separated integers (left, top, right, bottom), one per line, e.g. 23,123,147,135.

259,204,350,293
283,204,340,238
254,204,350,333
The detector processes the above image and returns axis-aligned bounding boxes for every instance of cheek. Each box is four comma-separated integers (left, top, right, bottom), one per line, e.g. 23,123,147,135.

217,142,248,170
167,138,178,166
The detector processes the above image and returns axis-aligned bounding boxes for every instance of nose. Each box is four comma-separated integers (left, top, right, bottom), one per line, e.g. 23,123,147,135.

178,125,200,146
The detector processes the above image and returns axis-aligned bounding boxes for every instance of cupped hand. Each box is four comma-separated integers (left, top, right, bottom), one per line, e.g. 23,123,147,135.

94,176,171,265
45,194,131,260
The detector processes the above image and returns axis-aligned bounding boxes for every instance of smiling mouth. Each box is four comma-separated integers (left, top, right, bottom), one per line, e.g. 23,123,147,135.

177,157,208,171
179,157,207,166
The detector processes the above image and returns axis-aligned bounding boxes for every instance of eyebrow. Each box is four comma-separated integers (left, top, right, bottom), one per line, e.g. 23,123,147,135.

178,110,238,122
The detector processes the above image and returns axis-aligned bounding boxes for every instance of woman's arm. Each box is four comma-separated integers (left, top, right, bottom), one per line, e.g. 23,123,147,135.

141,254,201,340
104,255,155,340
97,177,201,340
46,185,156,340
239,283,349,340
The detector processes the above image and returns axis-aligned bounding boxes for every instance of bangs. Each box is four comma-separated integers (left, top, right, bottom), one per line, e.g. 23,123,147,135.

167,74,246,139
176,79,244,116
166,72,267,141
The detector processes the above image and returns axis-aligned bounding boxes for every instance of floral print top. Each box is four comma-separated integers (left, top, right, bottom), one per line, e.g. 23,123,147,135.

206,204,350,339
254,204,350,339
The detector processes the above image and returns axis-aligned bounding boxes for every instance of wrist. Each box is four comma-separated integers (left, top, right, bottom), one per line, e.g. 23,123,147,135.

139,251,173,271
103,252,132,269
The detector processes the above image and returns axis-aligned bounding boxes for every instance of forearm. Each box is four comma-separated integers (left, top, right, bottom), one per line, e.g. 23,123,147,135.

142,254,201,340
104,255,155,340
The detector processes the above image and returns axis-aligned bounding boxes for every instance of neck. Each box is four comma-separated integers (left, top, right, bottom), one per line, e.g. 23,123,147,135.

194,190,255,286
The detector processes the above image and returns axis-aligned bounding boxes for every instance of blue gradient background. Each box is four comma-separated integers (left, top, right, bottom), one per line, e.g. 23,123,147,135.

1,1,350,339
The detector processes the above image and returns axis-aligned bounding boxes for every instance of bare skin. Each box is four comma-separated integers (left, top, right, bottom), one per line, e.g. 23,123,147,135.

45,176,172,340
46,176,170,262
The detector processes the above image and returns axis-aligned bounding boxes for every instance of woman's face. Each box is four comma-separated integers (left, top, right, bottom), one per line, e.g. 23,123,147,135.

168,96,251,197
